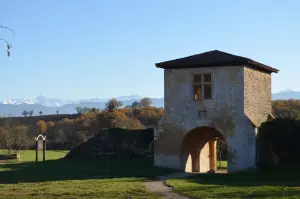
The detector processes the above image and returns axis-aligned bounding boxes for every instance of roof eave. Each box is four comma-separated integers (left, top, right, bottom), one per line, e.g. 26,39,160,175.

156,60,279,74
246,62,279,73
155,61,245,69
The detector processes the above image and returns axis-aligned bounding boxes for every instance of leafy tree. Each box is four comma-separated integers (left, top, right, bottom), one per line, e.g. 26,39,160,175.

56,110,59,115
82,107,91,114
131,101,141,108
29,110,34,117
90,108,99,113
0,127,9,150
134,107,163,127
258,117,300,166
114,118,144,129
39,111,43,116
272,99,300,119
36,120,47,134
22,110,28,117
139,98,152,108
105,98,123,112
76,107,90,114
46,121,55,128
76,107,83,114
58,118,75,125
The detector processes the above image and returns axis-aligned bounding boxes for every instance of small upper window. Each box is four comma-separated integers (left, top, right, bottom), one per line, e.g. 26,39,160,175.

193,73,212,100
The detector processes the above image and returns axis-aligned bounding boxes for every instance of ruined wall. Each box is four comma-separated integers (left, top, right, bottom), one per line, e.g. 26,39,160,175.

155,66,258,172
66,128,154,159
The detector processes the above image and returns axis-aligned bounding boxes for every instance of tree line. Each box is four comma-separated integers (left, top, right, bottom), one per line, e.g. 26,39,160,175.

21,110,60,117
0,98,163,153
2,98,300,163
272,99,300,119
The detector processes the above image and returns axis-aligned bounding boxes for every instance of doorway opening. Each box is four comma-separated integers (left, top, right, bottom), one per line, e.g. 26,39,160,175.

181,126,227,173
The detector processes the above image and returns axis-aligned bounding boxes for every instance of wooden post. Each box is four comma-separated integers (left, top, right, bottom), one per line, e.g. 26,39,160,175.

36,140,38,163
35,134,46,163
43,139,46,161
209,139,217,171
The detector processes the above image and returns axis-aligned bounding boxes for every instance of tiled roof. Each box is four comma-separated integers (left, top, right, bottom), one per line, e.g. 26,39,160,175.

155,50,279,73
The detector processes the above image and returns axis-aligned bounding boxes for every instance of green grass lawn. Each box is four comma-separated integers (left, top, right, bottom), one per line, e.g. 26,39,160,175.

217,160,227,169
0,150,69,166
0,150,173,198
2,151,300,198
167,167,300,199
18,150,69,162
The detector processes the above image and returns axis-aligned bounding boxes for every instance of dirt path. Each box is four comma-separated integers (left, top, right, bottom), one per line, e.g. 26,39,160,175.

144,172,197,199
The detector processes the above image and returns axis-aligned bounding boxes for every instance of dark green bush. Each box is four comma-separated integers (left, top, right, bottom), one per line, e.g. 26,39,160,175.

258,117,300,166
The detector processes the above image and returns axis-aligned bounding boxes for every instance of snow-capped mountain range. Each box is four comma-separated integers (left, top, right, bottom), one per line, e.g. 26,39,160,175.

0,95,163,117
1,95,144,107
1,89,298,107
0,89,298,117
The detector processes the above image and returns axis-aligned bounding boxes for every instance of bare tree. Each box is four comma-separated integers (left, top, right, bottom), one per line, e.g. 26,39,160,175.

56,110,59,115
0,25,14,56
39,111,43,116
0,126,28,155
29,110,34,117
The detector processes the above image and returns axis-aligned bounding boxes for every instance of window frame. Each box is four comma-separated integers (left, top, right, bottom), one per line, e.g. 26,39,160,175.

192,73,213,101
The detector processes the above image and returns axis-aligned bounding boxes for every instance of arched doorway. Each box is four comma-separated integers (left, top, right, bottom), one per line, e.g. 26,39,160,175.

180,126,227,173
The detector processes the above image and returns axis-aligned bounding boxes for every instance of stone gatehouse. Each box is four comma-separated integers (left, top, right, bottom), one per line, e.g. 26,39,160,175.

154,50,279,173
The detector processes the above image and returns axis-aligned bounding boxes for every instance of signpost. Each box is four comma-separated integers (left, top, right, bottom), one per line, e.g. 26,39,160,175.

35,134,46,162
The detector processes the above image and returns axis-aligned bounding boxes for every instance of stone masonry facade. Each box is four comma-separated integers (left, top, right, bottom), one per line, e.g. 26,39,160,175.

154,65,273,173
244,67,272,127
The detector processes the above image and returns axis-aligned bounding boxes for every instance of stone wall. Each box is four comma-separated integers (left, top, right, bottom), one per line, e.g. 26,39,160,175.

65,128,154,159
155,65,267,172
244,67,272,127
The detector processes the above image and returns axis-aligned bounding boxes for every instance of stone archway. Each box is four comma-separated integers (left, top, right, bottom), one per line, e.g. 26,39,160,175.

180,126,227,173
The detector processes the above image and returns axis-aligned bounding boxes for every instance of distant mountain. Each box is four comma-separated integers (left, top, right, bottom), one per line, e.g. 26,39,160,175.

0,95,163,117
272,89,300,100
2,95,77,107
1,95,145,107
1,89,298,117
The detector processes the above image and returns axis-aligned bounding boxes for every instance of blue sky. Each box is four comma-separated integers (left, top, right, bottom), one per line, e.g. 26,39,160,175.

0,1,299,100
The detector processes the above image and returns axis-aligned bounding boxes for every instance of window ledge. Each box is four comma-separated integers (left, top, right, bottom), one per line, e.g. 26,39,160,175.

193,98,216,103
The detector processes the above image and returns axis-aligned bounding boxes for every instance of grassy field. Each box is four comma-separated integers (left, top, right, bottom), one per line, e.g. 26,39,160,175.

0,150,68,165
217,160,227,169
1,151,300,198
0,150,173,199
167,167,300,199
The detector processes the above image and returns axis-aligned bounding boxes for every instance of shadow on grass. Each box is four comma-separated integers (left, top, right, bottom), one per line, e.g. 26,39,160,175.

0,157,176,184
194,165,300,186
168,166,300,198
